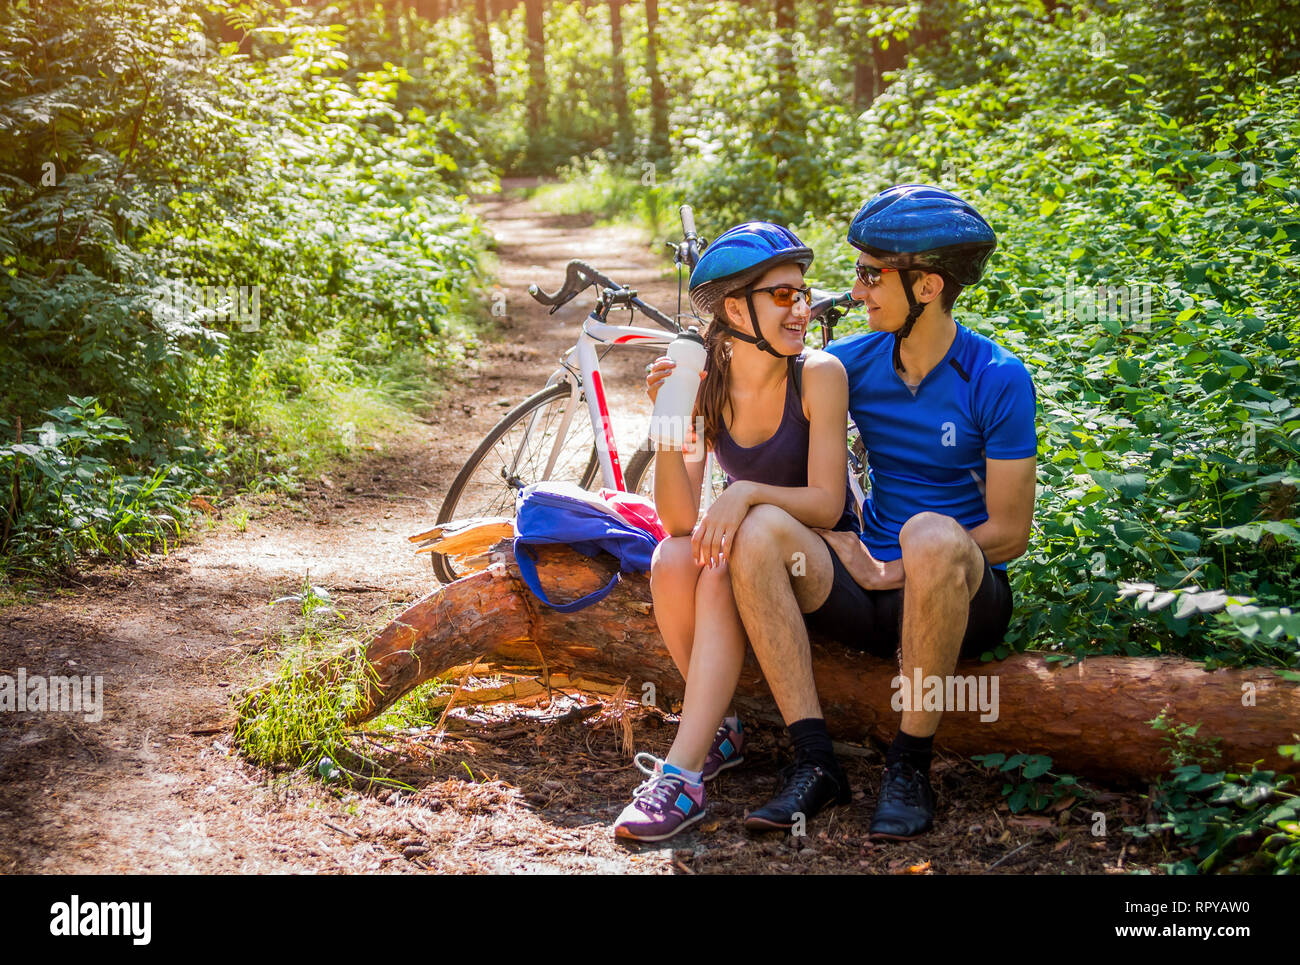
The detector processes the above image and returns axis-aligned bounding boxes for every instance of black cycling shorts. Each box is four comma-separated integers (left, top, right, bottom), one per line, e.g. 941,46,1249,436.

803,535,1013,662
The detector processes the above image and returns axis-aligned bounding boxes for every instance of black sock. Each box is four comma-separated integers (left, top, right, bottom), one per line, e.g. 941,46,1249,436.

788,718,839,773
886,729,934,776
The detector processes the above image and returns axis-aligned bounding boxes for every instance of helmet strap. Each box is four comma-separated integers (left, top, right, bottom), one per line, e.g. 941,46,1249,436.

892,269,926,375
717,293,799,359
749,291,799,359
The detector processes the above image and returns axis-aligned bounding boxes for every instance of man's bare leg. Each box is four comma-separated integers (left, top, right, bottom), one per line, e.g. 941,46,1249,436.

897,512,986,736
727,505,836,723
870,511,987,840
728,505,849,830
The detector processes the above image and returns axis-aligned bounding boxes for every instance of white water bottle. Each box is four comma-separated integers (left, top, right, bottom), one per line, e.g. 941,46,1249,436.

649,327,707,449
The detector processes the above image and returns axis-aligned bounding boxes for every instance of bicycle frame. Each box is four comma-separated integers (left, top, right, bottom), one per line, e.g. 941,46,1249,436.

542,311,677,494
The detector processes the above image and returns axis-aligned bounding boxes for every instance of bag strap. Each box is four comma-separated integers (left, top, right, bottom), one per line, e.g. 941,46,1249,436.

514,541,621,613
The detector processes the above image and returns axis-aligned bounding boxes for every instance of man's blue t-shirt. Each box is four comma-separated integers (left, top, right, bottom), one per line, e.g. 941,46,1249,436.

825,323,1037,571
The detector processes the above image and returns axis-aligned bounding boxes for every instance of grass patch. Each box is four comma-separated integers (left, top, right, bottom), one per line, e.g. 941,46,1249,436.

525,151,681,243
233,582,380,781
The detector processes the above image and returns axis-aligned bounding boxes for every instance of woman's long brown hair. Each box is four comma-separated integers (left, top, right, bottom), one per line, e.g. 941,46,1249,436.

695,312,734,451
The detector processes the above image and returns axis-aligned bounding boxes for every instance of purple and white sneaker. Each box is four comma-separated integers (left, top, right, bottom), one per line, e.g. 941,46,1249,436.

701,716,745,782
613,753,707,842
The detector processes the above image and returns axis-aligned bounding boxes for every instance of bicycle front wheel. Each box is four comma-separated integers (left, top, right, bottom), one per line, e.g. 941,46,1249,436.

433,381,599,583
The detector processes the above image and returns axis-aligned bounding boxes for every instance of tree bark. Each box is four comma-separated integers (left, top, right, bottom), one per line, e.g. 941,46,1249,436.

770,0,798,184
472,0,497,103
644,0,668,162
814,0,833,42
609,0,629,156
524,0,547,135
269,537,1300,784
414,0,442,23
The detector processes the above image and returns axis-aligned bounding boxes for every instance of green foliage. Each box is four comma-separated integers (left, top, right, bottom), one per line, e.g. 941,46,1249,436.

762,1,1300,668
0,397,193,574
527,151,648,219
971,752,1086,813
1147,706,1224,771
1126,730,1300,875
1,0,488,574
234,577,375,775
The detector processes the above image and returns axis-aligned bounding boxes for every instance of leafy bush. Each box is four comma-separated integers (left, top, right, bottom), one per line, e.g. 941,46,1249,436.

1126,726,1300,875
1,0,489,574
768,2,1300,667
971,752,1088,814
0,398,193,574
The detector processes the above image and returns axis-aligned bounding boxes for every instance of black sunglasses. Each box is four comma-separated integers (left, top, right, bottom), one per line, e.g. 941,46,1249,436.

854,263,902,287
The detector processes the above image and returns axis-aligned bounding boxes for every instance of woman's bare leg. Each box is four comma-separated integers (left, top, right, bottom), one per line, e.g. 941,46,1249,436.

664,560,747,773
649,536,702,679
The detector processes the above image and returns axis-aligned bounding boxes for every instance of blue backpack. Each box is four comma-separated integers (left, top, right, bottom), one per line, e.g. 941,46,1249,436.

514,483,662,613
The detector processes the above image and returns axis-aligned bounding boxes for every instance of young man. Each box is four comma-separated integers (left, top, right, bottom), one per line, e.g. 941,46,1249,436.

727,184,1038,839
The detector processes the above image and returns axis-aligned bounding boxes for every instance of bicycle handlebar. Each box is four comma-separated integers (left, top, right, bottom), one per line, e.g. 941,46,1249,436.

679,204,697,241
528,259,678,331
528,260,616,307
810,288,860,320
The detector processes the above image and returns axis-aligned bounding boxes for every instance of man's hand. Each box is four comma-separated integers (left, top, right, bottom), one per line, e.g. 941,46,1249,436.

815,528,905,591
691,481,753,568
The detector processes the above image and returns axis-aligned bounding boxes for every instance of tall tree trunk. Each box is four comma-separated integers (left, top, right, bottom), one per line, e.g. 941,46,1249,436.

814,0,833,41
644,0,668,163
853,57,874,109
774,0,796,88
472,0,497,103
770,0,797,189
414,0,442,23
609,0,629,156
524,0,547,137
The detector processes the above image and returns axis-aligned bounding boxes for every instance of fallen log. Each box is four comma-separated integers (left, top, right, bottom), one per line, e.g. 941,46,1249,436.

271,533,1300,783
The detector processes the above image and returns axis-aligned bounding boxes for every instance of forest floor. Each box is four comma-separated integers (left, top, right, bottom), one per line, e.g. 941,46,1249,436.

0,183,1172,875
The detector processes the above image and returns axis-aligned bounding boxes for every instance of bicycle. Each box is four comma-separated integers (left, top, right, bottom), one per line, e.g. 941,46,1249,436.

432,205,865,583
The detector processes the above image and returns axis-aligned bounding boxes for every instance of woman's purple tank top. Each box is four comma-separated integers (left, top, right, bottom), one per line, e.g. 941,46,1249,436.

713,354,859,532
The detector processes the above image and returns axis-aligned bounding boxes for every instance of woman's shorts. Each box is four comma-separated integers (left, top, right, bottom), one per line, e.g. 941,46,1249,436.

803,534,1013,662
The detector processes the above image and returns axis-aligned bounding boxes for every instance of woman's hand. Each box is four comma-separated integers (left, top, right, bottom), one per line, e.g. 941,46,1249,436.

815,528,905,591
646,356,672,404
645,356,706,405
691,481,753,568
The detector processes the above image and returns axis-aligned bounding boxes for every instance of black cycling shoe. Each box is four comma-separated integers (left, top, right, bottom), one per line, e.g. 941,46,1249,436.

868,760,935,840
744,759,851,832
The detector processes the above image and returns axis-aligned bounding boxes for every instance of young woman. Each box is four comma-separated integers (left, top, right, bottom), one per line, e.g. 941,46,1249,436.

613,223,859,841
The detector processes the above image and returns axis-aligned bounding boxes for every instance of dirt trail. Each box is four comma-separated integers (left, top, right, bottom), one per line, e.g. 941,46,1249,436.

0,185,677,875
0,185,1155,875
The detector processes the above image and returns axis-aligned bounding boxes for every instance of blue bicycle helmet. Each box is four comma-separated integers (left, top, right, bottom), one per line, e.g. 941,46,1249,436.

689,221,813,359
847,184,997,371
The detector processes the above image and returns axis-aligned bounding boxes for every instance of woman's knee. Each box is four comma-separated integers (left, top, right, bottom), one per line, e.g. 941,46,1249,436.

650,536,700,594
